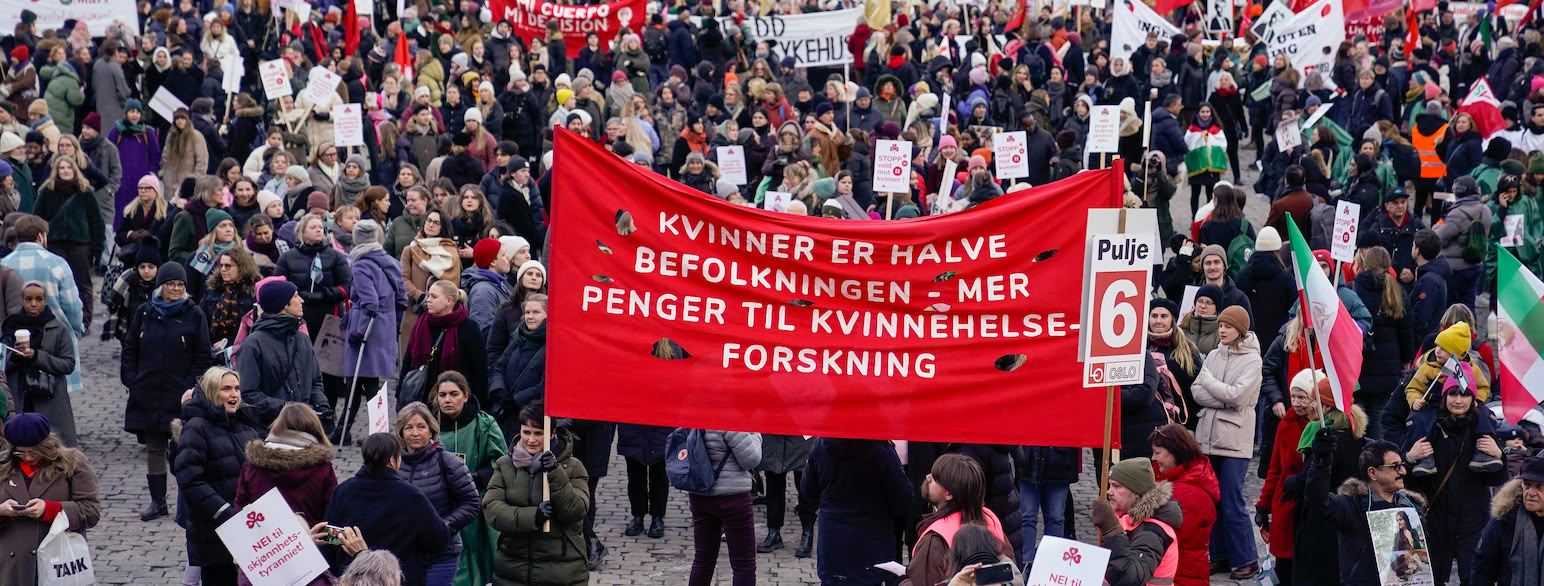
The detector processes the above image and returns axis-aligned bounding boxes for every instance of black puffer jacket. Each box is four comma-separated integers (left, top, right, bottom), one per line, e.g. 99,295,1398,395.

274,241,351,334
399,442,481,558
1234,251,1296,347
951,444,1024,556
234,313,331,427
1020,446,1080,485
122,298,213,436
1350,270,1415,402
174,393,263,567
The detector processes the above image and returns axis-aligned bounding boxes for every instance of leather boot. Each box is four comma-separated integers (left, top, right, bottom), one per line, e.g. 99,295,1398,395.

757,529,783,553
624,517,644,537
140,474,169,521
794,526,814,558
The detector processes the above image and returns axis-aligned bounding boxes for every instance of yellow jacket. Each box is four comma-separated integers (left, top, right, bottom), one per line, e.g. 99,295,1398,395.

1404,349,1491,407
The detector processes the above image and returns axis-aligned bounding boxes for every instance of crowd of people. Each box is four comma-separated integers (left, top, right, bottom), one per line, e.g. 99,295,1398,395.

0,0,1539,584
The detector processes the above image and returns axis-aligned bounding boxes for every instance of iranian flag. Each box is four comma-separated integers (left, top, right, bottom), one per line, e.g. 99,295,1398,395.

1460,78,1508,140
1494,248,1544,424
1286,213,1362,426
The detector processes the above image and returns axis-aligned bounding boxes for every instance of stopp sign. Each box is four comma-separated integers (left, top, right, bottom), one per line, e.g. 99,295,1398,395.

1081,234,1153,387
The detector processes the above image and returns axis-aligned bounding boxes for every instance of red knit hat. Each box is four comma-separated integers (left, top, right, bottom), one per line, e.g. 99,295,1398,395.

473,238,503,268
10,46,27,63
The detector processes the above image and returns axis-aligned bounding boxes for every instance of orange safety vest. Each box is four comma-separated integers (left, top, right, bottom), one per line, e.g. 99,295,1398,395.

1119,514,1179,586
1413,123,1449,179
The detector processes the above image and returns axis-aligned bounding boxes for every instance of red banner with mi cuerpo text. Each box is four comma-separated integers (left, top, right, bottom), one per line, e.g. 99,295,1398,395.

490,0,645,59
546,130,1125,447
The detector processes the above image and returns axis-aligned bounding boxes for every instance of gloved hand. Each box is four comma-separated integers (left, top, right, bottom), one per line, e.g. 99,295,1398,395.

1255,507,1270,532
538,450,558,473
1311,431,1338,457
533,501,553,524
349,330,365,345
1281,474,1304,502
1090,499,1123,538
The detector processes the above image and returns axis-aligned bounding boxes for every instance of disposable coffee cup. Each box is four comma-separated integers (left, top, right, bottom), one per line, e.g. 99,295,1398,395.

15,330,29,346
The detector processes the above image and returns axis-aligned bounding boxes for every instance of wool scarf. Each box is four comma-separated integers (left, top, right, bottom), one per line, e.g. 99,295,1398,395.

406,304,467,372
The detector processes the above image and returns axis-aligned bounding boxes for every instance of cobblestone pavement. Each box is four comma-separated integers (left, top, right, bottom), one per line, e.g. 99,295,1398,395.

78,151,1277,584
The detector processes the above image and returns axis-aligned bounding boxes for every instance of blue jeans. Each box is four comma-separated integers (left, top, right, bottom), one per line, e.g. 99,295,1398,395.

1208,455,1258,569
1017,479,1070,566
425,553,458,585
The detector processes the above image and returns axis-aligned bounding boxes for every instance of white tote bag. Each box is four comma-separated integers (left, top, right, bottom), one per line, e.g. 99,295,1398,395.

36,512,95,586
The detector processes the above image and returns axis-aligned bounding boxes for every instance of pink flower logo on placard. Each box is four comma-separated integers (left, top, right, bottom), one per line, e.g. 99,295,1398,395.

246,512,265,529
1063,547,1082,565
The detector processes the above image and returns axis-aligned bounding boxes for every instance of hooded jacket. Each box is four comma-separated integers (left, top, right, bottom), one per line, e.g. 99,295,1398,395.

1234,251,1296,343
122,296,213,435
1105,482,1185,586
1155,460,1219,586
235,439,337,525
174,393,263,567
234,313,330,426
484,429,590,586
399,442,481,558
1306,448,1428,586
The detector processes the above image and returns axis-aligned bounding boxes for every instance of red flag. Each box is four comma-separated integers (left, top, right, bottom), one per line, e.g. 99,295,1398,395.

1524,0,1544,26
344,0,360,59
1153,0,1195,13
1500,0,1525,7
1405,8,1419,60
393,32,414,82
1005,0,1026,31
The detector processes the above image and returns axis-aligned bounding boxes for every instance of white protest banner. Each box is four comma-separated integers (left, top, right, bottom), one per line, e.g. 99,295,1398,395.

1275,120,1302,151
0,0,136,34
717,146,748,185
217,489,329,586
1503,214,1526,247
1331,200,1361,263
1081,231,1155,387
872,139,913,194
764,191,792,213
708,8,861,67
303,67,342,105
355,0,373,15
332,104,365,147
1366,507,1434,586
1301,102,1334,131
259,60,292,100
1086,106,1121,153
149,87,188,124
1248,0,1293,43
221,57,243,94
993,131,1029,180
1025,536,1112,586
368,385,391,434
1206,0,1233,33
1179,285,1200,317
1266,0,1345,89
1111,0,1182,63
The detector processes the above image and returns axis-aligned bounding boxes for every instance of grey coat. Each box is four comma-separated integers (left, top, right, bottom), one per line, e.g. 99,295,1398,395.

3,316,78,446
234,313,330,427
1435,196,1492,271
82,135,122,247
757,435,811,475
399,442,480,557
697,430,761,496
92,59,131,129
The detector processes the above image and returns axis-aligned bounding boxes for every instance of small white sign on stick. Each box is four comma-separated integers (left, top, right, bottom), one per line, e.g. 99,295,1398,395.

303,67,342,105
216,488,329,586
259,60,292,99
332,104,364,147
221,56,243,94
367,384,391,434
149,87,187,123
1331,200,1361,263
1025,536,1112,586
1086,106,1120,153
993,131,1029,179
872,139,914,194
717,146,747,185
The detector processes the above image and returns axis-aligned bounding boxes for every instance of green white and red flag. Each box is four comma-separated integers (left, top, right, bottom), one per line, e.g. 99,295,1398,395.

1286,213,1362,428
1494,248,1544,424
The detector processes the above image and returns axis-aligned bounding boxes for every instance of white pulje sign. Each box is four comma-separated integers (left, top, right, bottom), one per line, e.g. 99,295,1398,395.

332,104,365,147
1025,536,1111,586
993,131,1029,180
303,67,342,105
260,61,292,100
216,489,329,586
872,139,914,194
1331,200,1361,263
1081,233,1154,388
1086,106,1121,154
717,146,747,185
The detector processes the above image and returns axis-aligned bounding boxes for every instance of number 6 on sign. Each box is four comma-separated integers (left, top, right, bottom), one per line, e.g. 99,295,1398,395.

1081,234,1154,388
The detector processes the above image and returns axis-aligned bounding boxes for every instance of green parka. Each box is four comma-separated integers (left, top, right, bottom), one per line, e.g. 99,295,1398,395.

441,401,507,586
483,429,589,586
40,62,84,135
1487,188,1544,285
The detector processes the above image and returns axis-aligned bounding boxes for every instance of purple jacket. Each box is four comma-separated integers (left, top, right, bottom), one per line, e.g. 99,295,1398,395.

108,125,161,230
344,249,406,378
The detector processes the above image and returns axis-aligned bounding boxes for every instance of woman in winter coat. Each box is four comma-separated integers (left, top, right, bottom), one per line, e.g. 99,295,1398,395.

395,401,482,584
168,176,227,263
326,433,451,586
338,220,405,441
1350,246,1415,439
1184,104,1229,213
1444,113,1485,181
757,432,816,557
234,403,337,526
484,401,591,586
307,141,342,201
1209,72,1248,184
1150,298,1203,427
399,203,458,331
40,61,84,136
116,175,172,252
175,366,263,586
1191,306,1262,579
0,414,101,586
32,155,105,311
234,279,331,427
1149,423,1220,586
161,109,208,195
433,371,506,586
404,279,488,406
109,101,161,227
334,154,372,210
948,443,1024,558
489,293,546,439
3,282,80,446
907,453,1013,586
201,248,259,345
123,262,212,521
1017,443,1081,566
274,213,351,336
801,438,911,585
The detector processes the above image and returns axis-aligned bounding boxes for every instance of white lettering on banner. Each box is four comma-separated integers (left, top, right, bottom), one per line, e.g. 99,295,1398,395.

993,131,1029,180
1331,201,1360,263
1266,0,1345,90
872,139,914,194
1111,0,1183,63
216,489,329,586
259,60,292,100
702,8,862,67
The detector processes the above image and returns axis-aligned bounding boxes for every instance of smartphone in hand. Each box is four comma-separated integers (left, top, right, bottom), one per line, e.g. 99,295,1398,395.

321,525,347,546
975,562,1015,585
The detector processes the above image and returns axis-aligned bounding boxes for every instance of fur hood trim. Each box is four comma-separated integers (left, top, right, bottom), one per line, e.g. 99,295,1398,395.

1336,477,1429,508
1349,404,1369,439
244,440,334,471
1492,478,1525,520
1128,481,1175,522
236,106,266,118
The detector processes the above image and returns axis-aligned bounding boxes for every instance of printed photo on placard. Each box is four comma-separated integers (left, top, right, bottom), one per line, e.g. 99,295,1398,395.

1367,507,1434,586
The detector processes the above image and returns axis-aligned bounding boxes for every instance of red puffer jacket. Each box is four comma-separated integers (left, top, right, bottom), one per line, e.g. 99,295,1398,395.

1154,457,1220,586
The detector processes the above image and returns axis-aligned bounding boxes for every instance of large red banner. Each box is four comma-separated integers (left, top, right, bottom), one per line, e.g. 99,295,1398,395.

546,130,1124,447
490,0,645,59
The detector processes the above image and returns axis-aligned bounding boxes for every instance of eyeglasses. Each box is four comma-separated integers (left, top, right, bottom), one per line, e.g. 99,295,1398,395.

1375,462,1408,472
217,262,235,269
162,282,186,289
424,218,442,225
